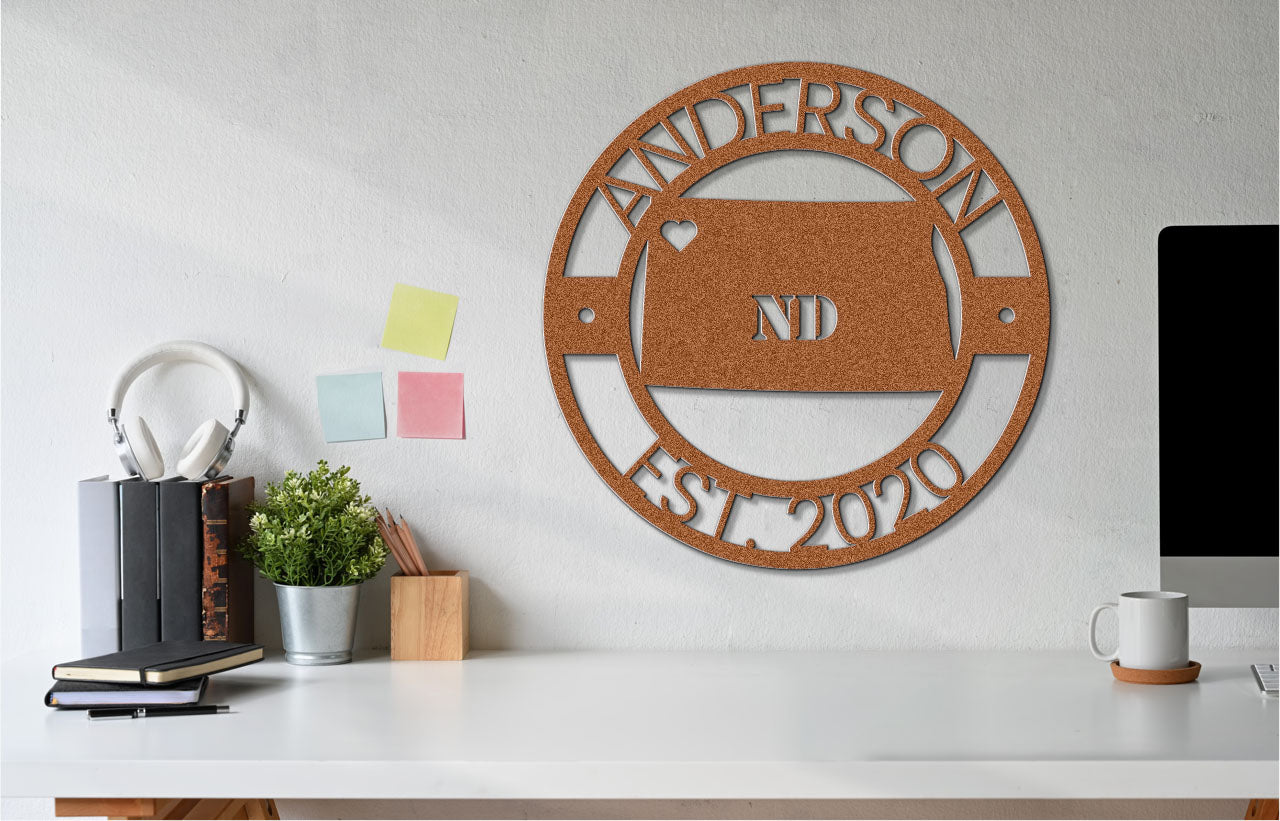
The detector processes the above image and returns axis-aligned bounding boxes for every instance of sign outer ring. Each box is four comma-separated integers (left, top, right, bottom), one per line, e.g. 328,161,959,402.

545,62,1050,569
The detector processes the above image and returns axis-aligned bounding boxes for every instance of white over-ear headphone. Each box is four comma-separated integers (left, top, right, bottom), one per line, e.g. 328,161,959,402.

107,340,250,481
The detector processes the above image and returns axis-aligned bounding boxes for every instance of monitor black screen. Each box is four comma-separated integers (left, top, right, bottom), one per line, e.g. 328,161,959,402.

1158,224,1279,558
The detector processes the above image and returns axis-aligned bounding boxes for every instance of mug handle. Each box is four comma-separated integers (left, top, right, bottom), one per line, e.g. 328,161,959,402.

1088,602,1119,661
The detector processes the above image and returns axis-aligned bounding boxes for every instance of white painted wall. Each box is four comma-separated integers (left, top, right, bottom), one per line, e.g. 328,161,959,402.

4,0,1277,660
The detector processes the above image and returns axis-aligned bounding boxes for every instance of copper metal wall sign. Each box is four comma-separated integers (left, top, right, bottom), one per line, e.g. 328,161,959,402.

545,63,1049,569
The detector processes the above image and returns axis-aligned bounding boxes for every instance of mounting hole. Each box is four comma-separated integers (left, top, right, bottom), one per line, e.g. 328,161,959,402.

579,307,595,324
998,307,1015,324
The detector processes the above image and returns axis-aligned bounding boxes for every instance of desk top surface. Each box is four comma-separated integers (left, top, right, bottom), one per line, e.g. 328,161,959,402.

3,649,1276,800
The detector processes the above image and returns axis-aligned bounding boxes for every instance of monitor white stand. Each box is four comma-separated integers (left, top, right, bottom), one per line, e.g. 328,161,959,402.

1161,556,1279,608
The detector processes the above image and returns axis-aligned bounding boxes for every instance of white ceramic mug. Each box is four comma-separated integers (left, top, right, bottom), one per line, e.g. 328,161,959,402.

1088,591,1189,670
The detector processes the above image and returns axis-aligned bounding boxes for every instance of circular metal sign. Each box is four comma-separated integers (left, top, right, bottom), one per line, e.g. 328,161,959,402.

545,63,1049,569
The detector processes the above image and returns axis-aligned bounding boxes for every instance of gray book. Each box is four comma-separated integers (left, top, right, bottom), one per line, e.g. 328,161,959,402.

77,476,122,656
120,480,160,649
158,479,204,641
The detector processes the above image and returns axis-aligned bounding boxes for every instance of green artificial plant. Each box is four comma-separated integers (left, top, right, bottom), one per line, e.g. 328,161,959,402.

240,460,388,587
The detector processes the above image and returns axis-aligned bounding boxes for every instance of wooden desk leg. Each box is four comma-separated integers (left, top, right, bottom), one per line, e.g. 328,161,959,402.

55,798,278,820
1247,798,1279,820
54,798,154,818
242,800,279,820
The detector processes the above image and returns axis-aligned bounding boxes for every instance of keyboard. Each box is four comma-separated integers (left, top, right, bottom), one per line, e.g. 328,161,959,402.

1251,663,1278,695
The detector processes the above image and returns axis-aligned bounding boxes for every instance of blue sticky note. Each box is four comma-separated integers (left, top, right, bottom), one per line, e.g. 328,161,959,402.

315,373,386,442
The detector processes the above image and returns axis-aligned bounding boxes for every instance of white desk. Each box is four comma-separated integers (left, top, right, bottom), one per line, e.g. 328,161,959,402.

2,650,1276,801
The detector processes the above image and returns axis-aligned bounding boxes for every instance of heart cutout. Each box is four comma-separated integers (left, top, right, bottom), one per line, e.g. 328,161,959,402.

661,220,697,251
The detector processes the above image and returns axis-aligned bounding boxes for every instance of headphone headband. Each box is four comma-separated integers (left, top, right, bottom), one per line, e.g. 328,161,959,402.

107,340,250,421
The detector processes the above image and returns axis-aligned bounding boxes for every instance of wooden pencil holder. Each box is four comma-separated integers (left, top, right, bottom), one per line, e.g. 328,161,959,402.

390,571,469,660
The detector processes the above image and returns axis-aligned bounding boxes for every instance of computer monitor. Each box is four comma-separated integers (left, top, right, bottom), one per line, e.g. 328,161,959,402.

1158,224,1279,607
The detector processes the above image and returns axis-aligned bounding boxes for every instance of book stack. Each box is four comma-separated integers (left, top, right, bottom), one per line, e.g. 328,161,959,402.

77,476,255,654
46,640,263,709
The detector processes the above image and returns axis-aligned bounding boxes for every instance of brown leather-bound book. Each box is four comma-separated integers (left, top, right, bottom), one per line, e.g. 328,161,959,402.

201,477,255,642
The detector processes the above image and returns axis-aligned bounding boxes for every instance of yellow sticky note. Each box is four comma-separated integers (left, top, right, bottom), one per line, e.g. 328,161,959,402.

381,283,459,360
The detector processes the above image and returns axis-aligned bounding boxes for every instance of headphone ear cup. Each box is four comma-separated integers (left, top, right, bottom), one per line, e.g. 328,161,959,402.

126,417,166,480
177,419,230,480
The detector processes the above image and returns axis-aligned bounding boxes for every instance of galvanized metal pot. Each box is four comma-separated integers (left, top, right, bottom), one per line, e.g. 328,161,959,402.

275,582,362,665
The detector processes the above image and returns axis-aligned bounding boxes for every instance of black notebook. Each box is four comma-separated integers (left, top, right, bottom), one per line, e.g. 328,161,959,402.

52,640,263,684
45,677,208,709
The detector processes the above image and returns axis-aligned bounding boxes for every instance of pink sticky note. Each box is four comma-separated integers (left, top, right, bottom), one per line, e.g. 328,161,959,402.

398,372,465,439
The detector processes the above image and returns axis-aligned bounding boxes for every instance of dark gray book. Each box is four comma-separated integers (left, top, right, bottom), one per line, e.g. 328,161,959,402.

120,480,159,649
158,480,204,641
78,476,122,655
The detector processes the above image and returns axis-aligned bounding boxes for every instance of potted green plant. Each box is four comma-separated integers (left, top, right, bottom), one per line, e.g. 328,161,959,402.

240,460,388,665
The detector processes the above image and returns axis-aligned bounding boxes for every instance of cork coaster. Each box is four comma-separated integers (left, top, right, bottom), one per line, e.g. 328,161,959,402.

1110,660,1201,685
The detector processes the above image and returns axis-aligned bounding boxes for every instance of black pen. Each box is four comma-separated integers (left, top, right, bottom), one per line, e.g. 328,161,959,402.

87,705,230,720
